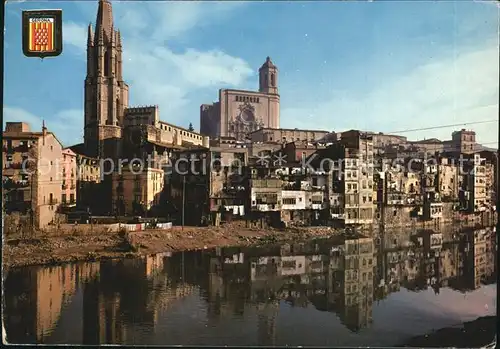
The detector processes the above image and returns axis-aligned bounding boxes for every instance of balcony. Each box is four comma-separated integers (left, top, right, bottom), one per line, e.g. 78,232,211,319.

14,144,30,153
62,184,67,190
48,198,58,205
71,185,76,189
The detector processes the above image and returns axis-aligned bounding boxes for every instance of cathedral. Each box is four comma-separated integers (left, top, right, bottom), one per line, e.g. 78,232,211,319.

72,0,208,215
200,57,280,141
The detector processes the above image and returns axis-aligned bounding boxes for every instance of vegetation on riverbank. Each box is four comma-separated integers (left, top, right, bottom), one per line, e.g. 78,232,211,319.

2,225,339,269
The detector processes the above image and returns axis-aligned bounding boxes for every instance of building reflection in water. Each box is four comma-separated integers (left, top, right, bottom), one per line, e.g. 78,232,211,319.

4,262,100,343
3,226,497,345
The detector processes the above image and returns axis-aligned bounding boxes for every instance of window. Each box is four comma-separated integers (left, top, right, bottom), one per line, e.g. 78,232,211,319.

271,73,276,86
283,198,297,205
62,194,67,203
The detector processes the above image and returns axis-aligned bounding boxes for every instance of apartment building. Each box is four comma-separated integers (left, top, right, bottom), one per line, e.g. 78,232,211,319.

307,131,375,226
479,150,497,204
75,153,102,210
271,166,330,226
169,144,249,225
3,122,63,228
342,131,375,224
436,156,460,202
111,165,164,216
420,161,443,220
472,154,489,212
459,153,490,213
281,140,327,164
61,148,77,207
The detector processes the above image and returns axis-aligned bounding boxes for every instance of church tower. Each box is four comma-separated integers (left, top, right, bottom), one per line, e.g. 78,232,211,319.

84,0,129,159
259,56,278,95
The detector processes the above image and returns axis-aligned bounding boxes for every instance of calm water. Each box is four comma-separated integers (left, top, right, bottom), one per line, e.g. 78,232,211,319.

3,227,497,346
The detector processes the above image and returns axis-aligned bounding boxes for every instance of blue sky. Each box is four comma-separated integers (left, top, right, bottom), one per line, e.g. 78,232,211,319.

4,0,499,147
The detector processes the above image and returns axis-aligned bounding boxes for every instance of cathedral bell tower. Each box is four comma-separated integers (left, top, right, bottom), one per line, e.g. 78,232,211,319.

259,56,278,95
84,0,129,159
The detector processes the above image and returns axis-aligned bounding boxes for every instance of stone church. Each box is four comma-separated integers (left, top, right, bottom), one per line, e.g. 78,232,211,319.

78,0,207,162
200,57,280,141
71,0,207,214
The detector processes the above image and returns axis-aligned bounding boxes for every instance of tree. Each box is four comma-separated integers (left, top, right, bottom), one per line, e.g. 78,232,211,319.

188,123,194,132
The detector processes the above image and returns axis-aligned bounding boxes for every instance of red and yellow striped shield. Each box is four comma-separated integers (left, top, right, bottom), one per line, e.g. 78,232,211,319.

28,17,55,53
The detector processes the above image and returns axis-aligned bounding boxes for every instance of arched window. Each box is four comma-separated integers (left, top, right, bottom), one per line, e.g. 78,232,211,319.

264,73,268,86
271,73,275,87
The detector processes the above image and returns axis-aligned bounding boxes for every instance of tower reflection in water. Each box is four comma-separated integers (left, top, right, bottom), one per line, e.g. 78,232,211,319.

3,226,497,345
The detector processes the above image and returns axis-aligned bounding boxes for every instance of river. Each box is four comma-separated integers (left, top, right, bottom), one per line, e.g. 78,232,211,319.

3,226,497,346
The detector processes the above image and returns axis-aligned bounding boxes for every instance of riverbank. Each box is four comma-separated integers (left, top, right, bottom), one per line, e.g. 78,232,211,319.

401,316,496,347
3,220,493,269
2,225,338,269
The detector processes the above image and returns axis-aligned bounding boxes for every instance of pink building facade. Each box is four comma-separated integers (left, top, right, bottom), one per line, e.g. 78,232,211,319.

61,148,77,206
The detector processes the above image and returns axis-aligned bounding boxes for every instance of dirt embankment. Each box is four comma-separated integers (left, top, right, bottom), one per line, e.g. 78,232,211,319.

3,225,339,269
